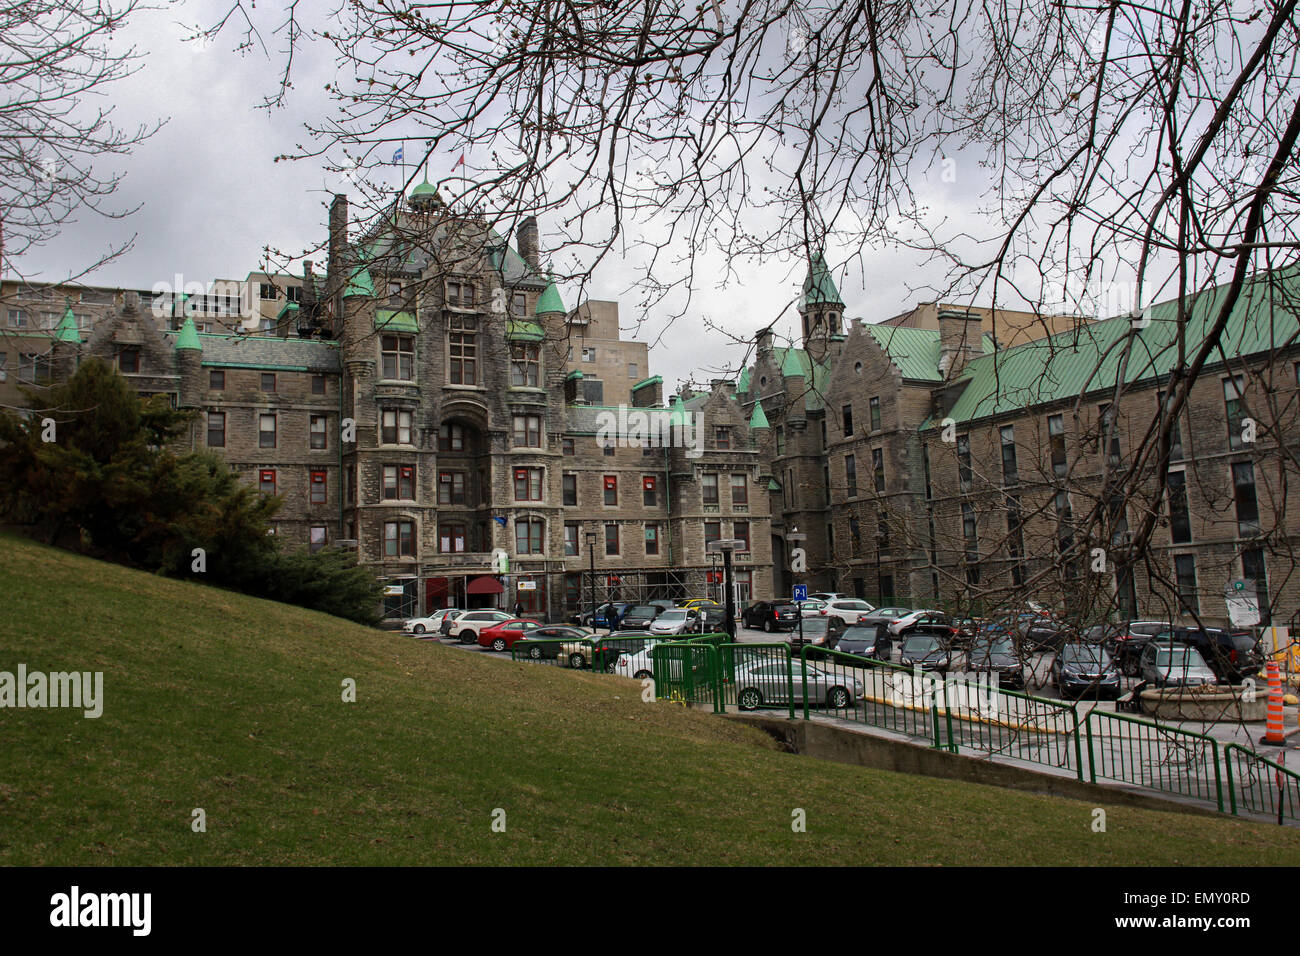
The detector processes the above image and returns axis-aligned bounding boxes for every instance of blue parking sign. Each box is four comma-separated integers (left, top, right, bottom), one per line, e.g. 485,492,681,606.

792,585,807,603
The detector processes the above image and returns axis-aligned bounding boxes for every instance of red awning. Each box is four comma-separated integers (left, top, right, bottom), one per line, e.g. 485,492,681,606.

466,575,504,595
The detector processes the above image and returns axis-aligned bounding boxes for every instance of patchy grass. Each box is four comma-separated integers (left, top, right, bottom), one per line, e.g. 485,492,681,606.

0,533,1295,865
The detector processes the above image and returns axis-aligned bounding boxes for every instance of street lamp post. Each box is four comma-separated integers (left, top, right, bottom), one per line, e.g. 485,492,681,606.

585,529,597,633
788,528,808,649
707,539,743,640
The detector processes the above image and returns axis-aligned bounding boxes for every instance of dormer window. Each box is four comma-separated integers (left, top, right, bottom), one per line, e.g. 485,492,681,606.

118,347,140,374
446,280,474,308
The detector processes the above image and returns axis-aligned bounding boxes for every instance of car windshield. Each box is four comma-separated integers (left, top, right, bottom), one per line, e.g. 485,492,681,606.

973,638,1015,657
1156,647,1206,667
840,626,877,641
660,610,687,621
836,600,872,610
628,606,656,615
1062,644,1108,665
903,636,940,654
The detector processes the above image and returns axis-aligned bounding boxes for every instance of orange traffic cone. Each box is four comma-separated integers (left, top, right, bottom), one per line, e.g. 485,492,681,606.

1262,661,1286,745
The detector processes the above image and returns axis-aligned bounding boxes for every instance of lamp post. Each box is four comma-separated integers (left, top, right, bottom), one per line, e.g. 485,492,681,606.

707,538,743,640
585,529,597,633
788,528,807,649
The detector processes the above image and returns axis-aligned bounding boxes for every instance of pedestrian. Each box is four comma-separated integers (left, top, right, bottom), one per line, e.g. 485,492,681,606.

514,600,524,618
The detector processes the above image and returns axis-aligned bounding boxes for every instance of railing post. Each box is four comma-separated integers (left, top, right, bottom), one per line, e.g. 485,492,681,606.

1085,711,1097,784
800,644,811,721
1070,703,1084,782
1210,738,1224,813
785,644,795,721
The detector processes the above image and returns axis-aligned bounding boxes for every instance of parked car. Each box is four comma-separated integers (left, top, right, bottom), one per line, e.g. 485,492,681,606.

678,599,722,611
1138,641,1219,688
734,660,862,711
696,607,729,633
648,599,678,612
649,607,701,636
899,632,957,674
403,607,460,635
1100,621,1174,674
560,632,655,670
515,625,593,660
742,601,802,632
798,599,828,618
808,592,845,603
438,609,467,636
612,639,673,680
477,618,543,652
965,636,1027,690
447,609,514,644
856,607,915,627
1050,642,1122,699
807,623,892,665
789,616,843,653
619,605,665,630
816,599,876,627
571,602,633,629
887,609,949,636
1151,626,1262,684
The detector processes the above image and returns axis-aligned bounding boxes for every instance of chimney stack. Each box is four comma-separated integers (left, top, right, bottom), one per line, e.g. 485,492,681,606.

516,216,539,271
938,308,982,378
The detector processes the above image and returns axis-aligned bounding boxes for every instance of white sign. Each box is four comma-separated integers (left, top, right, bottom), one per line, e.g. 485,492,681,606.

1225,581,1260,628
383,585,406,597
517,581,537,591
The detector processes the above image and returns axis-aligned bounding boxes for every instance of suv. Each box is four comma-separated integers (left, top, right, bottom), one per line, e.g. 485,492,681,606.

447,609,514,644
1152,626,1262,684
619,605,664,630
817,599,876,627
807,623,892,666
742,601,801,632
1139,641,1219,688
1103,621,1175,675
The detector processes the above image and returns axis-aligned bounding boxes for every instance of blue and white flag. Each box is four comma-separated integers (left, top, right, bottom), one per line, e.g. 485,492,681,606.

392,146,404,163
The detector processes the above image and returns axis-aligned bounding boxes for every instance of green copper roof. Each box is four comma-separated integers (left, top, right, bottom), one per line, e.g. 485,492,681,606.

535,281,565,315
781,349,806,377
343,264,374,297
631,375,662,391
566,370,584,381
749,401,770,429
54,300,81,344
736,366,751,393
409,179,441,201
174,316,202,351
376,309,418,333
767,477,782,492
668,394,689,427
866,325,996,382
800,251,843,307
770,346,832,409
932,268,1300,427
507,319,545,341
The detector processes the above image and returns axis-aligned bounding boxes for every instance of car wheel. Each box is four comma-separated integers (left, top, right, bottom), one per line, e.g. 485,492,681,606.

569,653,586,669
528,645,543,660
634,670,652,681
413,624,426,635
459,634,475,644
763,619,774,633
827,686,851,709
491,638,507,653
738,688,763,711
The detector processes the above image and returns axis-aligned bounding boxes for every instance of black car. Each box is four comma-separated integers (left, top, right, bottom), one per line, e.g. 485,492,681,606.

1050,642,1122,699
516,625,591,660
808,624,892,666
965,636,1026,690
695,607,729,634
790,617,843,653
1153,626,1262,684
742,601,801,632
899,632,957,674
619,605,664,630
1091,621,1173,674
590,632,656,672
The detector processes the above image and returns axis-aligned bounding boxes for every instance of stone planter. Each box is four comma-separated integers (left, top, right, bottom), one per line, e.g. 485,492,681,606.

1140,686,1267,722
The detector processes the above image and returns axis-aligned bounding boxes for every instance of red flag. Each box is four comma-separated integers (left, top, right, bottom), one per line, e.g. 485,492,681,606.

453,153,465,169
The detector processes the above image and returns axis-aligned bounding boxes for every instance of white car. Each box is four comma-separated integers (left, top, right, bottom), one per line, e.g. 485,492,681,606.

888,609,949,635
403,608,460,636
799,599,829,619
613,639,671,680
447,609,514,643
808,592,845,603
815,599,877,626
649,608,700,636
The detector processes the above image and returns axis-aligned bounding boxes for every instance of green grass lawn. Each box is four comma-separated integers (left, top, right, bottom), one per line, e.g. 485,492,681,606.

1,532,1296,865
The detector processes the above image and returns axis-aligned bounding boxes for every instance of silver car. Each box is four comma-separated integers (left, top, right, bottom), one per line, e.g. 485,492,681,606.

1139,642,1218,688
734,661,863,710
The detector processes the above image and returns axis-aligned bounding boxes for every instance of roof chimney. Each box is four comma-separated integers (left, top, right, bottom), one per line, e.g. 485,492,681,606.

516,216,539,272
938,309,981,378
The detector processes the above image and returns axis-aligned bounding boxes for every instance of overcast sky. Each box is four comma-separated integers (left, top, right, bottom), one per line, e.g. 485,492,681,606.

15,0,996,392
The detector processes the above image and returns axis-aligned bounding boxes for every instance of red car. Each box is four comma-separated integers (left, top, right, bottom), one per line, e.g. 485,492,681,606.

477,618,543,652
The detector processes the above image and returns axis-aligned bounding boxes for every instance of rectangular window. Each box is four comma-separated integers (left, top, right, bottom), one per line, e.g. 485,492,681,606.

1048,414,1066,476
731,473,748,506
513,414,541,447
1000,426,1018,484
872,448,885,493
1174,554,1198,615
602,441,615,457
382,334,416,381
437,471,465,505
644,523,660,555
310,415,328,450
1167,470,1191,544
438,523,465,554
207,411,226,447
438,423,463,451
446,280,475,307
1242,548,1270,625
260,372,276,392
850,517,862,555
605,523,619,555
628,362,638,378
514,467,543,502
209,370,225,390
582,347,596,363
381,465,415,501
1099,403,1121,466
704,521,721,549
510,343,540,387
1224,376,1246,450
259,413,277,448
382,409,413,445
118,348,140,374
511,292,527,317
259,469,277,495
775,427,785,456
642,475,657,507
305,470,327,504
563,474,578,507
312,374,326,395
956,434,971,490
733,520,750,552
877,512,890,550
582,379,604,404
845,454,857,497
309,526,327,553
8,309,27,328
1233,461,1260,536
515,518,544,555
715,427,731,450
922,445,932,499
564,523,580,556
870,396,881,432
841,404,853,437
1158,390,1184,459
702,474,719,505
562,437,575,456
603,475,618,506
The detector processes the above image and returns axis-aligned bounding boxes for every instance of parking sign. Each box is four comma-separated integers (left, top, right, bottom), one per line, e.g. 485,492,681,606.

793,585,807,603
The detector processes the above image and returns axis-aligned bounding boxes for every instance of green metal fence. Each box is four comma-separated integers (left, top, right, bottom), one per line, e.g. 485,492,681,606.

511,638,582,666
651,642,722,711
798,647,943,747
1084,710,1223,811
718,643,796,719
1224,743,1300,821
936,679,1084,779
